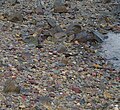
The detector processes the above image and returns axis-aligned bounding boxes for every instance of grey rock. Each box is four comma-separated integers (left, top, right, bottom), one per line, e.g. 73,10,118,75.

49,26,63,35
56,44,67,53
92,30,104,43
54,32,66,39
38,96,52,104
73,31,92,42
46,18,57,27
54,0,65,7
35,0,44,14
54,25,64,33
80,98,86,105
24,36,39,47
66,23,82,35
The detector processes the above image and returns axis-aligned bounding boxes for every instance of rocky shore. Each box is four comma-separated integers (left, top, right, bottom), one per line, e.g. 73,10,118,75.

0,0,120,110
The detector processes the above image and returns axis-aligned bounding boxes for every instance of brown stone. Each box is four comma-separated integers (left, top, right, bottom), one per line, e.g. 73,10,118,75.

7,12,23,22
54,6,68,13
3,78,20,93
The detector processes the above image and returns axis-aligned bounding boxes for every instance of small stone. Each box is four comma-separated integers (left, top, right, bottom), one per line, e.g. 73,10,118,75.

50,26,63,35
38,96,52,105
54,32,67,39
73,31,91,43
91,30,104,43
19,104,25,109
52,69,60,74
54,6,68,13
56,44,67,53
80,98,86,105
35,0,44,14
24,36,39,47
7,12,23,22
35,7,44,14
3,78,20,93
54,0,65,7
66,23,82,35
71,85,81,93
46,18,57,27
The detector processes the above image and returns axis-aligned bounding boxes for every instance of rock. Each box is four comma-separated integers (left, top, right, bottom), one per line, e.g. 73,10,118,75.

49,26,63,35
66,23,82,35
0,13,4,20
54,6,68,13
3,78,21,93
56,44,67,53
7,0,18,5
54,26,64,33
6,12,23,23
46,18,57,28
35,7,44,15
23,36,39,47
54,32,67,39
72,31,92,43
61,56,69,65
35,0,44,14
91,30,104,43
54,0,65,7
38,30,51,43
80,98,86,105
38,96,52,105
54,62,66,67
71,85,81,93
53,0,67,13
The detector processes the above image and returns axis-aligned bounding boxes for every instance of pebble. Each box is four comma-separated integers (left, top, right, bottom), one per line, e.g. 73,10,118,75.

7,12,23,23
56,44,67,53
3,79,21,93
54,6,68,13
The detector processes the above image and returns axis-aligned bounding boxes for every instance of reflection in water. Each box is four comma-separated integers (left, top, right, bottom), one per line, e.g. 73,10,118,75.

100,32,120,70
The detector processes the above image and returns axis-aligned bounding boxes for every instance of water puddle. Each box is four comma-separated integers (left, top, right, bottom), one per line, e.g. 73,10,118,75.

99,32,120,70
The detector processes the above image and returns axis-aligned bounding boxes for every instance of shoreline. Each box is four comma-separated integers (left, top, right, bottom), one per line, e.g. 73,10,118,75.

0,0,119,109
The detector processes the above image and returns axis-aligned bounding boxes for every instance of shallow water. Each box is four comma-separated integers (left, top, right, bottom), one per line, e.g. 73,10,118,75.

100,32,120,70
